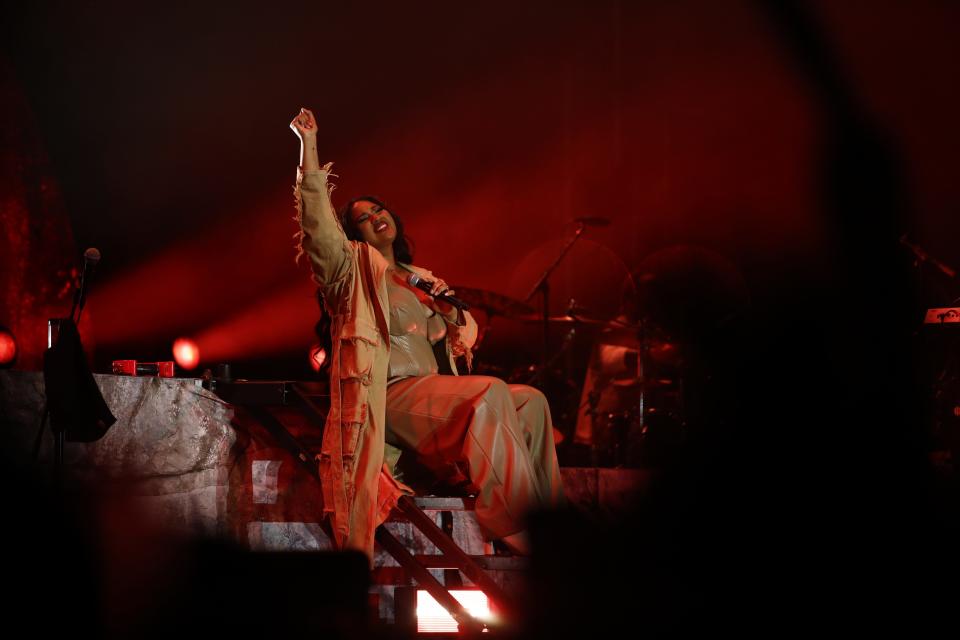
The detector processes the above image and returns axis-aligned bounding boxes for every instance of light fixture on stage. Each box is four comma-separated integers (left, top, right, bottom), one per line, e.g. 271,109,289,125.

111,360,176,377
0,326,16,368
172,337,200,370
308,343,327,372
414,589,493,633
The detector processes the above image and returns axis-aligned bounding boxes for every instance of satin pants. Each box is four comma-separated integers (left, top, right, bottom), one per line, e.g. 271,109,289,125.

385,375,565,539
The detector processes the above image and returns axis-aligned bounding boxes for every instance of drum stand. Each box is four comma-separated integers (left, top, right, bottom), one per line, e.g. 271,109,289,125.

524,222,588,372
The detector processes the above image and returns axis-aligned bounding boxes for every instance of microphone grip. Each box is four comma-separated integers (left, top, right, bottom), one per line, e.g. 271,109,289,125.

438,293,469,311
407,273,470,311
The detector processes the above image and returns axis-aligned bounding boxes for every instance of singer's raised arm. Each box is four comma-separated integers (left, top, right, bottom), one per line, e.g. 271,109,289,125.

290,108,352,288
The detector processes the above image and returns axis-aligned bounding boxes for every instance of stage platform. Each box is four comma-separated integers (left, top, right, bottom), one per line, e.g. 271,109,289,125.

1,370,651,623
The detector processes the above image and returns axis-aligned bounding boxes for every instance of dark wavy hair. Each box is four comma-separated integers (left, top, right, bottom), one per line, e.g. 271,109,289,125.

312,196,414,374
337,195,415,264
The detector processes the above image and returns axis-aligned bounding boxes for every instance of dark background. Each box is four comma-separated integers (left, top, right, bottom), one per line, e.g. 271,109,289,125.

4,1,960,632
3,0,958,376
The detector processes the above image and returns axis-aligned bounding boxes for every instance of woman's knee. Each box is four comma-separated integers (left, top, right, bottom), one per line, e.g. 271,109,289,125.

508,384,548,412
469,375,511,401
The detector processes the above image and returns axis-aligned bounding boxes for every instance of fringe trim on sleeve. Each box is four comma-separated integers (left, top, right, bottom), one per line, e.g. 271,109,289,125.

292,162,338,265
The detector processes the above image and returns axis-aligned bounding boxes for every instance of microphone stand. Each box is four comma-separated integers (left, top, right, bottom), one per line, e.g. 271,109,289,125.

524,222,587,375
69,255,95,326
42,252,97,484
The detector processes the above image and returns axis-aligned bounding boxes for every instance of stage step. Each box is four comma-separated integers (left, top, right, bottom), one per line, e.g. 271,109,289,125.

372,555,527,586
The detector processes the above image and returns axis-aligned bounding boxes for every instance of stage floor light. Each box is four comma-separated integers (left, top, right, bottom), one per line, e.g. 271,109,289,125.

416,589,493,634
172,337,200,370
0,326,17,368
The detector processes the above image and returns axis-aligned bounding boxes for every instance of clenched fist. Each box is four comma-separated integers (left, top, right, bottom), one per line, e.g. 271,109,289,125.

290,107,317,140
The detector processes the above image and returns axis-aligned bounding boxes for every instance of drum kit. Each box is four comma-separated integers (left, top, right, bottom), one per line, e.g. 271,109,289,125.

450,233,960,473
448,219,749,468
452,283,687,469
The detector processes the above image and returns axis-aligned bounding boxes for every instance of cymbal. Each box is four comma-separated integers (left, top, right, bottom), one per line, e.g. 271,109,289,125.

451,286,535,317
604,317,643,331
609,377,677,389
515,314,648,330
515,313,612,326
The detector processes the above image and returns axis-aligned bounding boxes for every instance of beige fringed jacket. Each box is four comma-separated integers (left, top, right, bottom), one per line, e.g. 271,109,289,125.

295,166,477,559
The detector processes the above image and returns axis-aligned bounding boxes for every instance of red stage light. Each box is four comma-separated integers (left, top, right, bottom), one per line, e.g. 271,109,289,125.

0,327,17,368
172,338,200,370
309,343,326,372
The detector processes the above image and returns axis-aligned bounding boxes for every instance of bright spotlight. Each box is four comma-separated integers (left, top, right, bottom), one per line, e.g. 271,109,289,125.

0,326,16,368
172,337,200,370
416,589,493,633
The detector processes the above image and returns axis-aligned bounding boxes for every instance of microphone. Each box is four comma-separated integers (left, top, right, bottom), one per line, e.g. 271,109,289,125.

84,247,102,267
72,247,102,322
406,273,470,311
